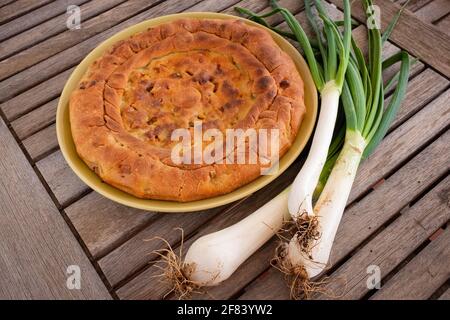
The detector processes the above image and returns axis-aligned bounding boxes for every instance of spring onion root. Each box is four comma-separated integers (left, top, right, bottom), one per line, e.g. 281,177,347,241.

289,131,366,278
158,0,411,300
160,189,290,298
234,0,410,298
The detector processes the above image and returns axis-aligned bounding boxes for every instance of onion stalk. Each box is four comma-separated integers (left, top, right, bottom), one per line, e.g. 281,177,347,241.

283,0,411,279
273,0,353,221
184,188,290,286
160,0,410,298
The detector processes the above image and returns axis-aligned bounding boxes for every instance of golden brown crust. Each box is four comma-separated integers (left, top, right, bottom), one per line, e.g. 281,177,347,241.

70,18,305,201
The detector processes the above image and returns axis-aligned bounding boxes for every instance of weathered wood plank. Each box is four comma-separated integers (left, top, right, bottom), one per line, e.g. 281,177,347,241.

64,192,158,259
0,1,15,9
349,25,425,93
240,179,450,301
238,267,287,300
235,130,450,300
1,67,74,121
23,3,446,294
371,227,450,300
329,131,450,269
0,0,195,82
41,0,301,265
435,14,450,36
11,98,57,140
229,0,306,25
99,206,226,287
36,150,90,207
185,0,242,12
0,0,204,102
3,0,304,134
222,0,271,15
22,123,58,161
438,288,450,300
414,0,450,23
16,0,302,169
190,238,279,300
0,0,52,25
0,117,110,299
395,0,434,12
388,68,448,129
115,161,301,299
6,1,328,151
316,175,450,300
329,0,450,77
0,0,89,43
0,0,126,60
349,88,450,203
0,0,300,104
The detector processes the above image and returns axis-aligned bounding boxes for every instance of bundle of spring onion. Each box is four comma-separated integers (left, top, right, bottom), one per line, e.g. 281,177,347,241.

160,0,411,299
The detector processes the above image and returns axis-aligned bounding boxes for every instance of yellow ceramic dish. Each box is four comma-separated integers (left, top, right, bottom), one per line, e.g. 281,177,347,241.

56,12,318,212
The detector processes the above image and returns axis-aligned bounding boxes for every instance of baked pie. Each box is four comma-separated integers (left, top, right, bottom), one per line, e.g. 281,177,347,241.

69,18,305,201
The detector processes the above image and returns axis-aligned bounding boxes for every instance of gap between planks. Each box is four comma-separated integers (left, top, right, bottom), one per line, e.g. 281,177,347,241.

29,0,450,284
237,139,450,300
31,0,306,206
1,0,448,300
0,0,90,43
329,0,450,78
114,94,450,299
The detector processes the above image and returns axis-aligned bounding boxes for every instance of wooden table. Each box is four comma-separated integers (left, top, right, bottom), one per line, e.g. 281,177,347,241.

0,0,449,300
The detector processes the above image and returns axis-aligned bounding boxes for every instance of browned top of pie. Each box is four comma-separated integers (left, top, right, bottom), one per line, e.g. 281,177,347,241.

69,18,305,202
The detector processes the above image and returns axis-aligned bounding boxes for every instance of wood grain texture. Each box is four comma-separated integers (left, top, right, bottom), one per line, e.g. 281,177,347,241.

349,25,425,94
329,0,450,77
0,0,89,43
317,175,450,300
438,288,450,300
116,161,301,299
0,0,168,81
1,0,448,300
0,117,110,299
1,67,74,120
395,0,434,12
0,0,52,25
36,150,90,207
23,123,58,161
0,0,204,102
435,14,450,36
0,0,15,9
388,68,449,129
231,130,450,300
238,267,288,300
65,192,158,259
0,0,126,60
30,49,446,296
371,227,450,300
11,98,57,140
5,0,302,138
414,0,450,23
349,88,450,203
329,130,450,268
189,240,279,300
99,207,225,287
185,0,242,12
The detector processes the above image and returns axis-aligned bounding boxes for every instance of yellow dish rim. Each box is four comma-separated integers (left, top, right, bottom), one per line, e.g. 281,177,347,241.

56,12,318,213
